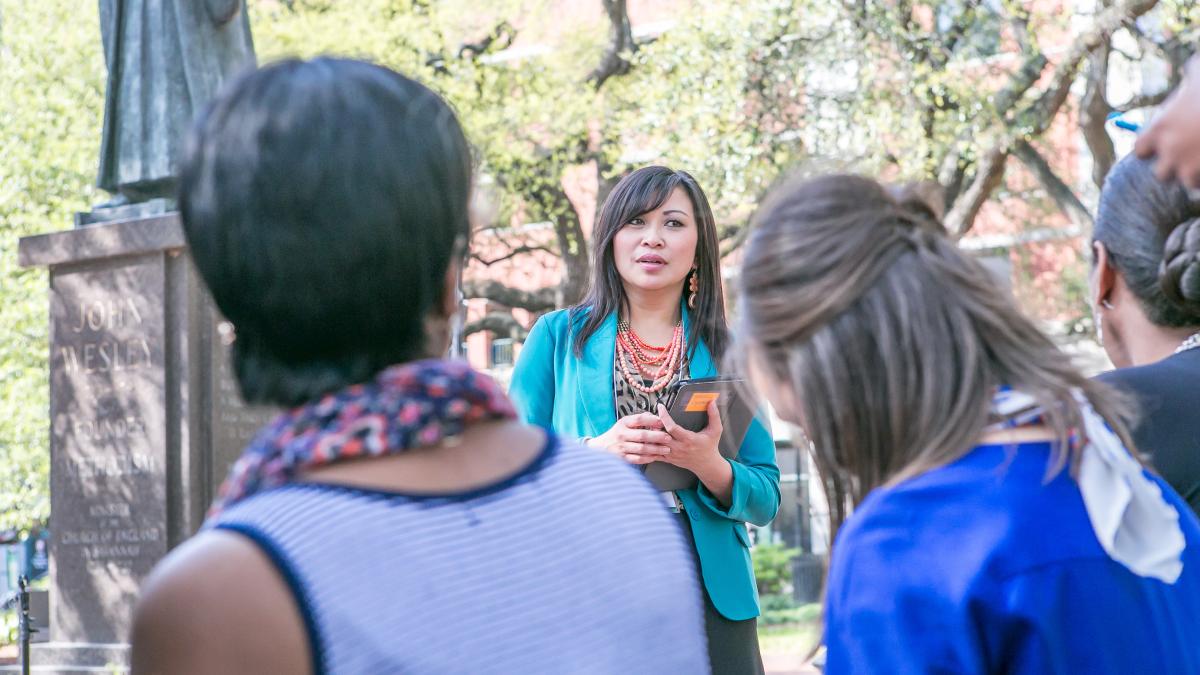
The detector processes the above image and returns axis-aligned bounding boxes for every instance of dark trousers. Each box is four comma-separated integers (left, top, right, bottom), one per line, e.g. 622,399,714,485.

675,511,766,675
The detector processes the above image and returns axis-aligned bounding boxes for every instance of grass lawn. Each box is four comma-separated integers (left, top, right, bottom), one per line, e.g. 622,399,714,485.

759,620,820,656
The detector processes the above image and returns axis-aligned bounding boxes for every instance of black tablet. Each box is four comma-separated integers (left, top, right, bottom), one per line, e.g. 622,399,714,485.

643,376,754,492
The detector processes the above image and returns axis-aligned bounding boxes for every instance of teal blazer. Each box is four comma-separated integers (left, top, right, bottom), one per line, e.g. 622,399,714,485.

509,306,781,620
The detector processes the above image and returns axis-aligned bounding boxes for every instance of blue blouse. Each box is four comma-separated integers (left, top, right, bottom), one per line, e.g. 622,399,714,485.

509,306,779,620
824,440,1200,674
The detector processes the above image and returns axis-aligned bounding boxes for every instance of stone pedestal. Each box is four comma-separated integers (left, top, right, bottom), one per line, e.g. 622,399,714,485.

16,214,276,673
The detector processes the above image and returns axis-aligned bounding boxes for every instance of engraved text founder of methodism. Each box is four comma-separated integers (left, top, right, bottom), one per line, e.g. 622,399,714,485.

97,0,255,204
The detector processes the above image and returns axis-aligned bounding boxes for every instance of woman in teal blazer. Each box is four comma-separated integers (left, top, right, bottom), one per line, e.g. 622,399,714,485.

510,166,780,674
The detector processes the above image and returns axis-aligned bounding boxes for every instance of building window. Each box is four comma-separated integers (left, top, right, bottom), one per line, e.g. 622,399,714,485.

491,338,515,368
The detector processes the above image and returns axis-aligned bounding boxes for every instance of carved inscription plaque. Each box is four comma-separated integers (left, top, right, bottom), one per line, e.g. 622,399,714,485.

210,333,276,498
48,257,167,643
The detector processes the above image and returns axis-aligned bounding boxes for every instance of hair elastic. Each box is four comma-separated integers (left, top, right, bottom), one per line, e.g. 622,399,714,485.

1106,111,1141,133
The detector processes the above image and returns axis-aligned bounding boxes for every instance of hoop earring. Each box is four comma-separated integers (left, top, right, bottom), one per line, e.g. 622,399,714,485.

688,270,699,309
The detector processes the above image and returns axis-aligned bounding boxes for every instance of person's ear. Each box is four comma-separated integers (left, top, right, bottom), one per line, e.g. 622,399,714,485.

422,259,462,359
439,260,461,319
1092,241,1117,310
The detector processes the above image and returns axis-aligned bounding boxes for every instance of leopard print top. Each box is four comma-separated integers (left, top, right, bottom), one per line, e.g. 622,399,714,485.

613,352,688,418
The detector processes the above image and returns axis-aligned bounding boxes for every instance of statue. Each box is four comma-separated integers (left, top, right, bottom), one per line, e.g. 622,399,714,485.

92,0,255,217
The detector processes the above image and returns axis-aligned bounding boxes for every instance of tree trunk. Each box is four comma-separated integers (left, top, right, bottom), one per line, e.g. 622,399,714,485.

464,312,530,340
1013,140,1094,231
553,205,591,307
1080,44,1115,188
945,148,1008,237
588,0,635,89
460,280,557,313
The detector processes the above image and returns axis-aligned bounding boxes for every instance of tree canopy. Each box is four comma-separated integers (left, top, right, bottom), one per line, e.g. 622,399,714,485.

1,0,1195,530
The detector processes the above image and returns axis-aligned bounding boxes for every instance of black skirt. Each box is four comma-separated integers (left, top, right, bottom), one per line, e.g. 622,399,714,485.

675,511,766,675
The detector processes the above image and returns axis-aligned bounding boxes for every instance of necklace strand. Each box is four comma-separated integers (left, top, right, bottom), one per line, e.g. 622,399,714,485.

618,334,680,388
616,321,685,394
618,334,674,378
1175,331,1200,355
617,324,672,366
618,321,680,371
617,322,682,379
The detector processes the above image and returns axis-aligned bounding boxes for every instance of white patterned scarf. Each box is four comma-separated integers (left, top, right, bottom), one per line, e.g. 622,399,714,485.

990,389,1185,583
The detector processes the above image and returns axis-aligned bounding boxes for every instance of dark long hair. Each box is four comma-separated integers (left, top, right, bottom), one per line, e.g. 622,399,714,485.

572,166,728,362
1093,155,1200,328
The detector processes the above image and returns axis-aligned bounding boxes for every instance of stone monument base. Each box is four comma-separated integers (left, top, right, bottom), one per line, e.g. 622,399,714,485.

16,214,276,669
74,198,174,228
0,643,128,675
30,643,130,674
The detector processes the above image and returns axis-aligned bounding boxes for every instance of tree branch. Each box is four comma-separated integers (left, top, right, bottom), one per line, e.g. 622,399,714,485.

1000,0,1033,54
550,199,591,307
719,222,751,258
1080,43,1116,188
471,245,553,267
461,279,557,312
994,52,1049,115
937,149,969,207
945,148,1009,237
1112,28,1191,112
1116,89,1171,111
1013,140,1095,231
486,135,593,311
935,0,983,66
978,2,1039,115
458,21,516,59
1128,21,1196,70
1018,0,1158,139
464,312,530,341
947,0,1157,232
588,0,635,90
1109,43,1142,61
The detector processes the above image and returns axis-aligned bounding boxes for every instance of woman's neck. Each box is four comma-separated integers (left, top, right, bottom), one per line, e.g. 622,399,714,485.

622,284,683,343
1121,309,1200,366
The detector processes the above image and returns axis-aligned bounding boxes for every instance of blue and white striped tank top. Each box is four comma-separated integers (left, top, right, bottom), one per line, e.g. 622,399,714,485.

210,434,710,674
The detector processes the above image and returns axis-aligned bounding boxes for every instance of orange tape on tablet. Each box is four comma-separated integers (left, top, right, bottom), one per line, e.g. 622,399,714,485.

685,392,720,412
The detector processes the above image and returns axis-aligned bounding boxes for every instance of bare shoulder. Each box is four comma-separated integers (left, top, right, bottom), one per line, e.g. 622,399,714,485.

131,529,311,675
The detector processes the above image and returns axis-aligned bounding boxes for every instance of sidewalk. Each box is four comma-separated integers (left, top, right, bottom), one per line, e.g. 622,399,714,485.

764,650,821,674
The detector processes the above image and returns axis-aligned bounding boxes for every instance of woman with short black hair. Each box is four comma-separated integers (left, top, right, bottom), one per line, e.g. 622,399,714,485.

130,58,709,675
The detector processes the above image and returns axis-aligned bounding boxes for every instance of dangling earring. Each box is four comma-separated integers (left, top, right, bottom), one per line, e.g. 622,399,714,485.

217,321,237,346
688,269,699,309
1094,299,1114,346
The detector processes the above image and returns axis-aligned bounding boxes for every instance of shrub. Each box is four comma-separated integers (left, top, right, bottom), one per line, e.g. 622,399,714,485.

752,541,800,596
